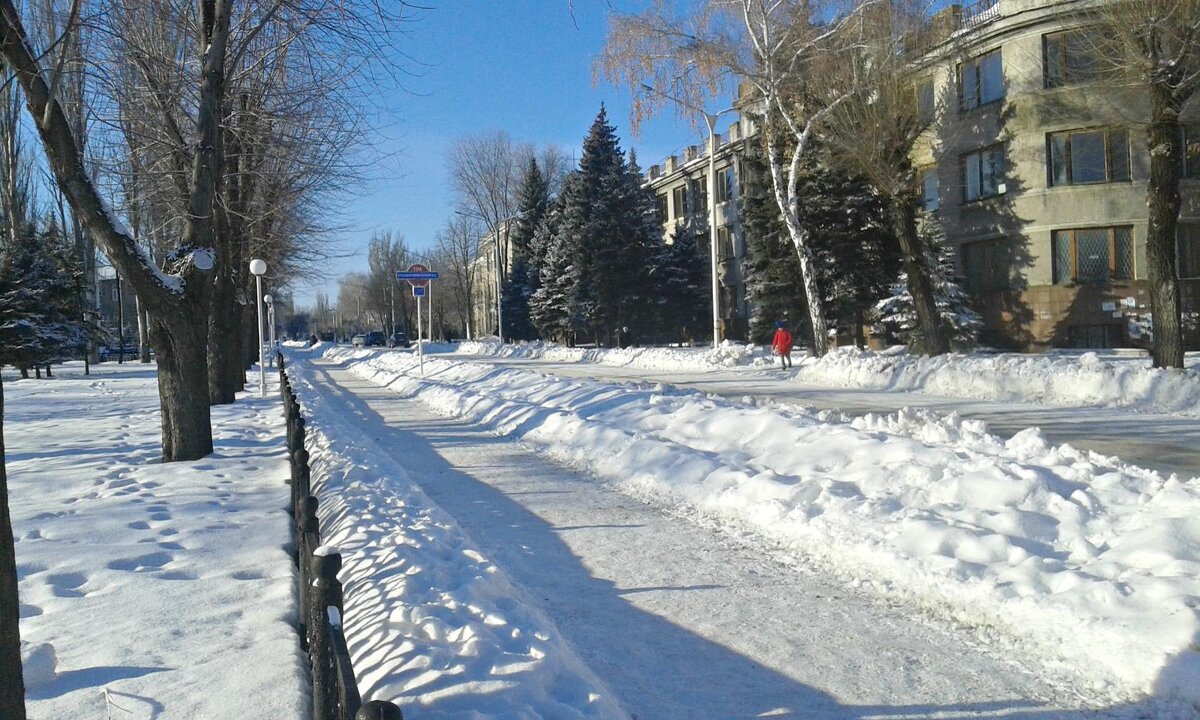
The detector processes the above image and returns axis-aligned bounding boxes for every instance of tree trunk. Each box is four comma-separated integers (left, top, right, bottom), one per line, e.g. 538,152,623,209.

207,267,240,405
1146,85,1185,369
0,376,25,720
150,313,213,461
893,197,950,356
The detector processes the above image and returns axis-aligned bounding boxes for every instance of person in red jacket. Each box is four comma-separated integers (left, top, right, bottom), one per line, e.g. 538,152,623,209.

771,320,793,369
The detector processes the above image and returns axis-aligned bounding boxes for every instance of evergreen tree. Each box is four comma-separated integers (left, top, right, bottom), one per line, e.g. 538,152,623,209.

875,216,981,350
502,158,551,341
743,137,900,349
742,141,810,347
0,219,87,373
529,184,579,342
651,222,710,344
555,106,659,346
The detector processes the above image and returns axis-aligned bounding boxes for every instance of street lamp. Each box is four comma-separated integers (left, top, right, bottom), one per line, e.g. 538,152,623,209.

642,83,735,349
249,258,267,397
264,293,276,367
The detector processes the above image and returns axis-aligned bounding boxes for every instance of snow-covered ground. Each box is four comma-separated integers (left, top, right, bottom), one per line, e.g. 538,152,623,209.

295,343,1200,713
8,362,306,718
442,340,1200,417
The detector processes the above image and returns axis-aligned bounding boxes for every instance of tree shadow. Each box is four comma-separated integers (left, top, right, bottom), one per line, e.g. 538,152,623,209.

929,67,1035,350
291,357,1200,718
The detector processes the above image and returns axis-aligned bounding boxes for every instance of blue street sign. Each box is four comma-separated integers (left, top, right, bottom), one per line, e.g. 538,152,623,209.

412,286,427,297
396,271,439,280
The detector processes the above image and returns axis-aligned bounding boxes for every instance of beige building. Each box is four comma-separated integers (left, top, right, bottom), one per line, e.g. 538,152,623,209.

468,218,516,339
644,116,755,340
913,0,1200,349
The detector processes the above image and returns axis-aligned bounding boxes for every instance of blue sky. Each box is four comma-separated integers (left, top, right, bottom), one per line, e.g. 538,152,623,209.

296,1,724,307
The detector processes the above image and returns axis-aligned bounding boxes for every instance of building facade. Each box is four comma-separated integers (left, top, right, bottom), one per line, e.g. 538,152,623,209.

644,116,754,341
914,0,1200,349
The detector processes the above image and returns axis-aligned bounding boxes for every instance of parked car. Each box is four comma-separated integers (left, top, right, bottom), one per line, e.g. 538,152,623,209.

387,332,411,348
363,331,386,347
351,334,366,347
98,345,143,361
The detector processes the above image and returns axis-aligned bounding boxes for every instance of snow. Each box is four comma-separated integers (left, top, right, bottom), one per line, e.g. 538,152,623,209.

9,343,1200,717
301,343,1200,709
443,339,1200,417
8,362,306,717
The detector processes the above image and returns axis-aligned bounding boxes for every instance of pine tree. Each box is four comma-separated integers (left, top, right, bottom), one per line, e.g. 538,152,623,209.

557,106,659,346
502,158,551,341
742,141,810,347
651,222,710,344
875,216,981,350
529,184,578,342
0,219,87,373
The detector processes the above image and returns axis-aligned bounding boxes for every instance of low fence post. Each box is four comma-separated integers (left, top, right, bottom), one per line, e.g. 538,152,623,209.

310,550,341,720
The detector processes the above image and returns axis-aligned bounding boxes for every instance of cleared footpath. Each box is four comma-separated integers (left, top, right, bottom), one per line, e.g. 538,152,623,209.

299,355,1140,719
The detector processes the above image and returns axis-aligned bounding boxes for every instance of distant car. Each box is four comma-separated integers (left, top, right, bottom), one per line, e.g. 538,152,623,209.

387,332,411,348
363,331,386,347
99,345,142,361
351,334,366,347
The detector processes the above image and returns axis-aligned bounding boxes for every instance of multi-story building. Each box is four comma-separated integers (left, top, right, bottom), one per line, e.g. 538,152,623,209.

468,218,516,339
913,0,1200,349
644,116,754,340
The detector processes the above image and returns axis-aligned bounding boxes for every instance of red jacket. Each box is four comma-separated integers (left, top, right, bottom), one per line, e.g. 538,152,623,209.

772,328,793,354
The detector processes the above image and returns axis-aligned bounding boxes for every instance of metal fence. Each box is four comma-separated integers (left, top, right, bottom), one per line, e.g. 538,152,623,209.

280,354,404,720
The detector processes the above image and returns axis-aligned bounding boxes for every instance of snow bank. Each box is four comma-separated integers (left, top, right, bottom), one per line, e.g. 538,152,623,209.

439,340,1200,417
9,362,305,717
309,344,1200,707
285,363,625,719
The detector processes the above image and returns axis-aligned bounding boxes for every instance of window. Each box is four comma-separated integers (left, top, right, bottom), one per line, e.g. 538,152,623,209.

1179,224,1200,279
1048,127,1130,186
1067,324,1121,349
1044,29,1102,88
916,79,935,125
919,167,940,212
1052,226,1134,284
961,239,1011,292
717,226,734,260
689,178,708,215
656,194,668,222
962,144,1005,202
672,185,687,220
716,167,736,203
959,49,1004,111
1184,125,1200,179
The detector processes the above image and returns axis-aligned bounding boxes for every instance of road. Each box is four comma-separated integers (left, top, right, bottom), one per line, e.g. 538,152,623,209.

299,355,1158,718
439,353,1200,480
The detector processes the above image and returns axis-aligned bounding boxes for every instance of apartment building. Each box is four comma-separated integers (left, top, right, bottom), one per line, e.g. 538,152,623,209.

914,0,1200,349
644,116,754,340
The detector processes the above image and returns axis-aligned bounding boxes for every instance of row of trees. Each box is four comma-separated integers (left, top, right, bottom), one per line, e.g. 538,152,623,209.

0,0,414,716
597,0,1200,368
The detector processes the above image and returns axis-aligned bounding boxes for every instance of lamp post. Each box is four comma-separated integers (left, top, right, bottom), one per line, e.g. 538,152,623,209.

641,84,735,349
249,258,267,397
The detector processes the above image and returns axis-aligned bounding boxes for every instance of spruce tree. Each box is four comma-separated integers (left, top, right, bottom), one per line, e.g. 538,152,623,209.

561,106,659,346
0,219,87,373
502,158,551,341
651,222,710,344
875,216,981,350
529,183,578,342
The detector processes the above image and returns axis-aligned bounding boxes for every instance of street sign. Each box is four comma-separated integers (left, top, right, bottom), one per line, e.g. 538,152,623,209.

396,263,438,287
412,286,426,297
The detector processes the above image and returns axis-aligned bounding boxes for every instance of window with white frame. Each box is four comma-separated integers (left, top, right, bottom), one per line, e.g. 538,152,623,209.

919,167,939,212
962,144,1005,202
959,49,1004,111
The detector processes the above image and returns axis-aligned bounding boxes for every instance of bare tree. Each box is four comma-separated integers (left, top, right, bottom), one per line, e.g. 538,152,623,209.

436,212,485,340
820,0,950,355
1083,0,1200,368
600,0,870,355
366,230,412,333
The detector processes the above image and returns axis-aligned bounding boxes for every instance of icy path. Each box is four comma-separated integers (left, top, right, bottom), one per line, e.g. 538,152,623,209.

446,354,1200,479
301,357,1102,719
